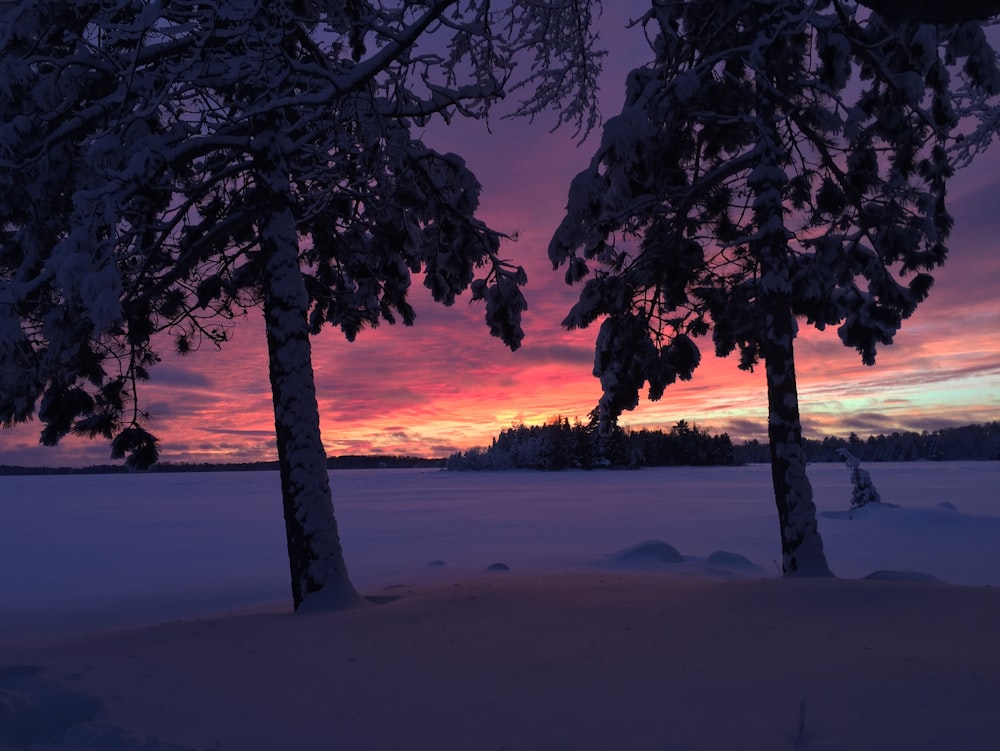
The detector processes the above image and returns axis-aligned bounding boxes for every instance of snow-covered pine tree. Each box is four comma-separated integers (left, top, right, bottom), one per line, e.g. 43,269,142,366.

549,0,999,576
0,0,604,610
837,448,882,509
849,468,881,509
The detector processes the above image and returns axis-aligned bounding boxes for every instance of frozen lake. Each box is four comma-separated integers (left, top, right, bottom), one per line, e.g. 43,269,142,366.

2,462,998,640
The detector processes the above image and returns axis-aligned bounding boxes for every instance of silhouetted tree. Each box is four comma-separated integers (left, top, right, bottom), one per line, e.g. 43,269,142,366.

0,0,603,609
549,1,999,575
447,418,734,470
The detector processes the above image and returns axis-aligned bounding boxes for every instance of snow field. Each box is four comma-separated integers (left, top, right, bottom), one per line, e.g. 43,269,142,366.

1,462,998,750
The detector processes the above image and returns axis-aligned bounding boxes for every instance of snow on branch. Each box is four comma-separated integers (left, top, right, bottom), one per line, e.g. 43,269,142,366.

0,0,604,466
550,0,1000,423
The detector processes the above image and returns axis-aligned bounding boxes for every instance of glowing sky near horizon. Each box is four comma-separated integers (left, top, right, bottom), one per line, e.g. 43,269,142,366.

1,8,999,467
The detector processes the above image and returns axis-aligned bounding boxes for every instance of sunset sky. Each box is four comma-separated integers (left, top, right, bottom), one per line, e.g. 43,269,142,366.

2,7,999,467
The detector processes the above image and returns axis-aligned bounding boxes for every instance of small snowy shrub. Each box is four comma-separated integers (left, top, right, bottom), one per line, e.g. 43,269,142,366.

837,449,882,509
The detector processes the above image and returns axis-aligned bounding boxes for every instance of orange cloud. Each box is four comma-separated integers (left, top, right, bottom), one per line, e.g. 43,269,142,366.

2,10,998,467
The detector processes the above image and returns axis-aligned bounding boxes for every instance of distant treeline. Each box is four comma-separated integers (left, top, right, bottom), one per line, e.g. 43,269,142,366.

736,422,1000,463
0,455,444,476
447,419,1000,471
446,418,735,470
3,423,996,476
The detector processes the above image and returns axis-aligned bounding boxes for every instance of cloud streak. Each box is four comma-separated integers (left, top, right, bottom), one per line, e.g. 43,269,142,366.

2,5,998,466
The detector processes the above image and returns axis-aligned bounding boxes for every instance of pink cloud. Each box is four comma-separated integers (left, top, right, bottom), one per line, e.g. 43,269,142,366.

2,5,998,467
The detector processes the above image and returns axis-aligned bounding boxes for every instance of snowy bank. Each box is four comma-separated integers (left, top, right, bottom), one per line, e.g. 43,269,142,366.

2,463,998,749
2,572,998,751
2,463,998,642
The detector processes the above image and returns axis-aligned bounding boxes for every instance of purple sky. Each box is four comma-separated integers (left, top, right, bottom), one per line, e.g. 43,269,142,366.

1,5,998,466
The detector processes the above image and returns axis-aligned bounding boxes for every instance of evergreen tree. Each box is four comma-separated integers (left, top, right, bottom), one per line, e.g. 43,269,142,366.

447,417,734,470
0,0,603,609
837,448,882,508
549,1,999,575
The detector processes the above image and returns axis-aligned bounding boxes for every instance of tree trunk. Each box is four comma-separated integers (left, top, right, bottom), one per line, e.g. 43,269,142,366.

761,296,834,577
750,114,834,578
256,132,363,611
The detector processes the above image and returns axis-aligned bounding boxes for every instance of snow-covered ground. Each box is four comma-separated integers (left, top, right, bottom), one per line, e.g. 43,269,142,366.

1,463,998,750
2,462,997,640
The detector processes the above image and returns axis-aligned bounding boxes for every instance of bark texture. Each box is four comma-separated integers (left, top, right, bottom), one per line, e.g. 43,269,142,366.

751,134,833,578
761,296,834,577
256,132,362,611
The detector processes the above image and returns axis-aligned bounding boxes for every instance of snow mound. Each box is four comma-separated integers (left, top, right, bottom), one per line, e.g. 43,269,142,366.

705,550,761,571
608,540,684,564
0,664,103,750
